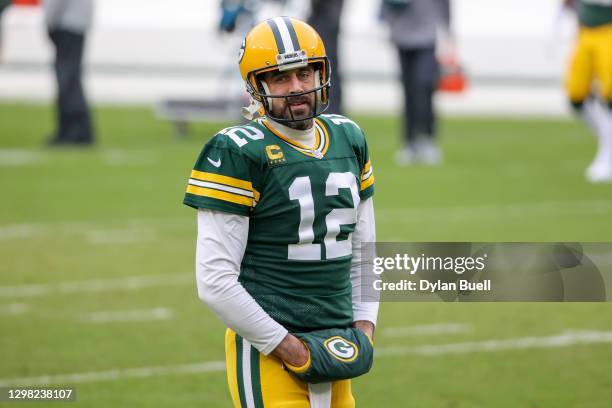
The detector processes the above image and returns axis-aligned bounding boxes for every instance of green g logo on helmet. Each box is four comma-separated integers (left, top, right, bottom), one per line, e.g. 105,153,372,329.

323,336,359,362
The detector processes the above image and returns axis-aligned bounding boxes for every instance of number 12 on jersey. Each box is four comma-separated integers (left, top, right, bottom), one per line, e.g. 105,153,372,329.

288,172,360,261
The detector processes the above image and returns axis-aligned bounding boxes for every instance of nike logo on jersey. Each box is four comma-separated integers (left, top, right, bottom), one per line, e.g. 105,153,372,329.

207,157,221,167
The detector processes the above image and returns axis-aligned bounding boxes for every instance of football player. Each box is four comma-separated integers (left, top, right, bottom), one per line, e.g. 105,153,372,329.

563,0,612,182
184,17,379,407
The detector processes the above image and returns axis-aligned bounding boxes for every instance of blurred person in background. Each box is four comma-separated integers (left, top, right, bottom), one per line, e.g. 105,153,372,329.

44,0,95,146
380,0,452,166
308,0,344,115
0,0,10,63
563,0,612,183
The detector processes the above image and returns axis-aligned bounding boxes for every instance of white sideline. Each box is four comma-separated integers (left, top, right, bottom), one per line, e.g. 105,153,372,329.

0,274,191,299
376,330,612,357
381,323,472,337
78,307,174,323
1,330,611,386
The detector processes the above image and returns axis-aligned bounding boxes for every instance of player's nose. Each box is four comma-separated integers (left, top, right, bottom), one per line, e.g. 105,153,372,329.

287,73,305,92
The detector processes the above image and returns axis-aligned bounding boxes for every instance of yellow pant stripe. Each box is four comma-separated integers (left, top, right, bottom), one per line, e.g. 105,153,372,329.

225,330,241,407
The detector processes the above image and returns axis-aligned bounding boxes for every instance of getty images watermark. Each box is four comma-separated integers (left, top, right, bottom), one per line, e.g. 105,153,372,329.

359,243,612,302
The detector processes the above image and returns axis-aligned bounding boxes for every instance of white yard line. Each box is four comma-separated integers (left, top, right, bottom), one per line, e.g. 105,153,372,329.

0,361,226,387
2,330,611,386
376,329,612,357
378,200,612,223
86,228,156,245
0,224,45,240
0,148,156,167
78,307,174,323
0,274,191,299
102,149,157,166
0,149,43,166
0,223,157,244
381,323,472,337
0,303,29,316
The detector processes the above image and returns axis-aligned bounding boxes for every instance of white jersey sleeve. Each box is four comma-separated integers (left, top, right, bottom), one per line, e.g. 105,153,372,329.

350,197,380,325
195,209,288,355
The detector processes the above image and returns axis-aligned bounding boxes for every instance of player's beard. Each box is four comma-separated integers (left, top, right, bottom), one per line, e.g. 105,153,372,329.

275,94,315,130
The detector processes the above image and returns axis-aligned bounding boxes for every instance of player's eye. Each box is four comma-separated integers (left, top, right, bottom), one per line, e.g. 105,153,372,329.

273,74,288,83
298,70,312,80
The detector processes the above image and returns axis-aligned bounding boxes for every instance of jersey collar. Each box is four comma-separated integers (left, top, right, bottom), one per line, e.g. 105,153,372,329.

260,117,330,159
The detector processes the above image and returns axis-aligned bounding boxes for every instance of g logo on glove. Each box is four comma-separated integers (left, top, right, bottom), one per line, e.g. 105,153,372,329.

284,327,374,384
324,336,358,362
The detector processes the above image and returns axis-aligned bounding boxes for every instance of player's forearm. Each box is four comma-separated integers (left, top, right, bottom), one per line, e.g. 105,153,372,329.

271,333,309,367
350,198,380,325
197,274,288,355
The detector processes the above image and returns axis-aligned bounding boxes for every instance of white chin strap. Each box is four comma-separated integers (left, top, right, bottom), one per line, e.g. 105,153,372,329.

260,80,274,109
314,69,323,104
241,97,262,120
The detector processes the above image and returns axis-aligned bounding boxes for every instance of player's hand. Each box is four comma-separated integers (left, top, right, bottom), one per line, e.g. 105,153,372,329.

352,320,375,341
272,333,309,367
284,327,375,383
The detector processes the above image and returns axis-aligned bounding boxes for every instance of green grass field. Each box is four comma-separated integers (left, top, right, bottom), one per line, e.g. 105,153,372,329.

1,102,611,407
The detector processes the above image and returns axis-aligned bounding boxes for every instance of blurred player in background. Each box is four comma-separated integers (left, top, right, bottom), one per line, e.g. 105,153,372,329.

563,0,612,182
0,0,10,63
308,0,344,115
184,17,378,407
380,0,453,166
44,0,95,146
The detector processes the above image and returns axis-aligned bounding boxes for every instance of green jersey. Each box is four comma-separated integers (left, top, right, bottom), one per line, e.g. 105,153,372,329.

184,114,375,332
578,0,612,27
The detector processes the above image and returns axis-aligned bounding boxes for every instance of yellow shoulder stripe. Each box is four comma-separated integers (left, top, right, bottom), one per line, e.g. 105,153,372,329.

186,185,254,207
191,170,259,197
360,175,375,191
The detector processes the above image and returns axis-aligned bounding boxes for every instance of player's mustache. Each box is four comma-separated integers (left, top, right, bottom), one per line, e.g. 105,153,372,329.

286,95,311,105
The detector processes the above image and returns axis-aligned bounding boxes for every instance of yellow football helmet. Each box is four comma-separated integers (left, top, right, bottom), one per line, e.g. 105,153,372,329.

238,17,331,122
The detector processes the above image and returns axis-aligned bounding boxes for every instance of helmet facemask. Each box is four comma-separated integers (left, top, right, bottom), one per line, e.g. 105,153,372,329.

245,58,331,125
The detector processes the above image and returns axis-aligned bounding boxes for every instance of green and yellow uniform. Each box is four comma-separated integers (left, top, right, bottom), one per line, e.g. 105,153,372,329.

184,114,374,332
565,0,612,104
184,114,375,407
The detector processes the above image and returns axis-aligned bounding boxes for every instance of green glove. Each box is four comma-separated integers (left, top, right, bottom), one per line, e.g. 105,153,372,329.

284,327,374,384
